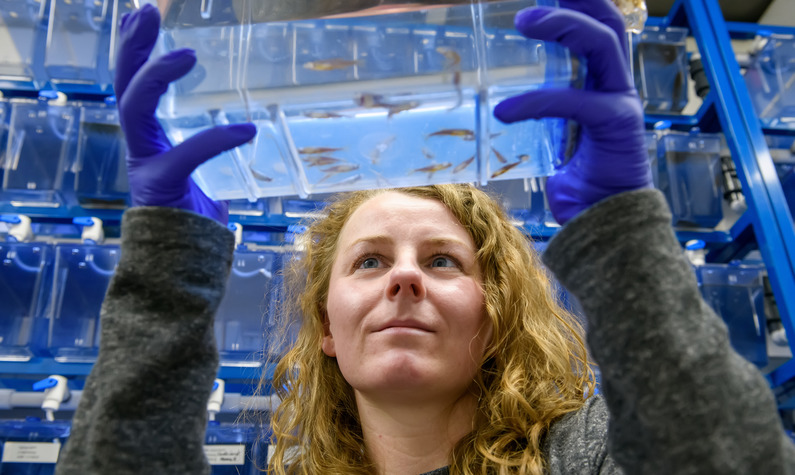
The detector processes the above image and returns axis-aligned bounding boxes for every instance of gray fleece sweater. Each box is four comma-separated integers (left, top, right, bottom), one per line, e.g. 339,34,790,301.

55,189,795,474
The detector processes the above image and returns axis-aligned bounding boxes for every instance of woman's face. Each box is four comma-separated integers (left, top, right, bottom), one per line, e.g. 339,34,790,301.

324,192,491,404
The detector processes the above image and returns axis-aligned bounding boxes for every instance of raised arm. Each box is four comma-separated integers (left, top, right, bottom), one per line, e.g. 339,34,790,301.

56,5,255,474
496,0,795,472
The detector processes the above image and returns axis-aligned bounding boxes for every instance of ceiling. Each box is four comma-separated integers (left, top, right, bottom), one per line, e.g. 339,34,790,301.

646,0,773,22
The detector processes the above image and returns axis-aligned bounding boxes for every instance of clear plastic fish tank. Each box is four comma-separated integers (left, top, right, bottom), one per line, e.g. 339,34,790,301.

0,241,52,362
204,422,269,475
744,32,795,130
0,0,49,90
73,98,130,207
44,243,120,362
214,248,281,366
653,129,723,228
44,0,115,92
1,96,78,208
135,0,573,200
0,418,70,474
695,262,767,368
632,26,689,113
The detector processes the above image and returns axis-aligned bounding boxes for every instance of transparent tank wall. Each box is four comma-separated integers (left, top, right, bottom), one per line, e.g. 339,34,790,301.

145,0,571,201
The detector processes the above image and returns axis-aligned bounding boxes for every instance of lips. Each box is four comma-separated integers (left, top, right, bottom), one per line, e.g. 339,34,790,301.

376,319,434,333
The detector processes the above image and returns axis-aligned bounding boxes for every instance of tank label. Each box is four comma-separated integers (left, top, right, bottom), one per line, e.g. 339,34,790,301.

203,444,245,465
1,442,61,463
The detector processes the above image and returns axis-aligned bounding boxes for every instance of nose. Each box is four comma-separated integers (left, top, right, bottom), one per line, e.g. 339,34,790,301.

387,259,426,301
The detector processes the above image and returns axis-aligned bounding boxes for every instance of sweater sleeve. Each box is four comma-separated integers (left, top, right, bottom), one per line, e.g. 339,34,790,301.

542,189,795,474
56,207,235,475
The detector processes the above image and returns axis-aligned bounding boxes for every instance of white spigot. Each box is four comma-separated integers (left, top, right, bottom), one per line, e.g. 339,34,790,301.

1,215,34,243
207,379,225,422
73,217,105,244
33,375,70,421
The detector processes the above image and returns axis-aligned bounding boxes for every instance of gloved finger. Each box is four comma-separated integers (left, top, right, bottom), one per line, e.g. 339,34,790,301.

559,0,627,60
120,48,197,158
514,7,632,93
114,4,160,101
493,87,643,130
162,124,258,181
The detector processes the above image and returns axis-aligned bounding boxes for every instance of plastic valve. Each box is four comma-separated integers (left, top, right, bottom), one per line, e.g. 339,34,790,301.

33,375,70,415
73,217,105,244
207,378,225,421
1,214,34,243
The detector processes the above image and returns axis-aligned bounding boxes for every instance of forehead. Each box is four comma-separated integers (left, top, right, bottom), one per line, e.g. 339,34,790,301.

338,191,471,244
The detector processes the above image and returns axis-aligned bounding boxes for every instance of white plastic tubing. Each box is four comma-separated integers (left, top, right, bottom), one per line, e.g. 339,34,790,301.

0,389,279,413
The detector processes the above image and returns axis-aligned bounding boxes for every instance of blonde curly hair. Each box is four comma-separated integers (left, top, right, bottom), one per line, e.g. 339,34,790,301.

266,184,595,474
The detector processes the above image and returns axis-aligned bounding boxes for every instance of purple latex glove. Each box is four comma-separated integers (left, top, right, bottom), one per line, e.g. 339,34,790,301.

494,0,652,225
115,4,257,224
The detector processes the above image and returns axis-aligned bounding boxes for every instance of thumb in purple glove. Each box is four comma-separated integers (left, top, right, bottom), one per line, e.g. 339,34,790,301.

115,4,257,224
494,0,652,225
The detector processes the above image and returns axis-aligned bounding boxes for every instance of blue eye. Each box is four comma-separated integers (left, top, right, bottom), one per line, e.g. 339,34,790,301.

431,256,456,268
359,257,380,269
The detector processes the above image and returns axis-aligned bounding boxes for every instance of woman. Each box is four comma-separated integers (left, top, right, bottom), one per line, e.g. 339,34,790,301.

56,0,795,473
269,185,595,474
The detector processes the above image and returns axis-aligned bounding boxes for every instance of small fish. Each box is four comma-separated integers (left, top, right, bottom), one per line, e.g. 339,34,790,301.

355,93,385,109
491,147,507,164
355,93,420,118
517,154,530,162
491,161,522,179
437,47,462,111
302,155,343,167
453,156,475,173
329,173,363,187
317,164,360,184
426,128,475,141
249,163,273,182
422,147,435,159
448,70,463,112
411,162,452,179
303,111,346,119
436,46,461,68
303,58,359,71
369,135,397,164
298,146,344,155
386,100,420,118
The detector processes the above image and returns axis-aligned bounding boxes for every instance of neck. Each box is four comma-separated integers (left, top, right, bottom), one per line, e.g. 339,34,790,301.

355,390,478,475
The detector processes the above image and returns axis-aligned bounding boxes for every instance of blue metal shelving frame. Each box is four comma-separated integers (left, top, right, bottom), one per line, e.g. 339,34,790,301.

651,0,795,404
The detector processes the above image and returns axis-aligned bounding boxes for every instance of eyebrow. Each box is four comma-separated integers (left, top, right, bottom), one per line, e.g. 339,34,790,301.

344,235,473,254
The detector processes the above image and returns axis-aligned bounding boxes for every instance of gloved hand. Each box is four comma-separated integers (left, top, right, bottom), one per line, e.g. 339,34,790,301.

493,0,652,225
115,4,257,224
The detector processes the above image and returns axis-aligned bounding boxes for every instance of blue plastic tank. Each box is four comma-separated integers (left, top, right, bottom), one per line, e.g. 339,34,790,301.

744,32,795,131
44,243,120,362
0,241,52,361
1,96,78,207
73,98,129,207
632,26,689,113
654,129,723,228
204,421,269,475
695,262,768,368
215,248,281,365
0,417,70,475
0,0,49,90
